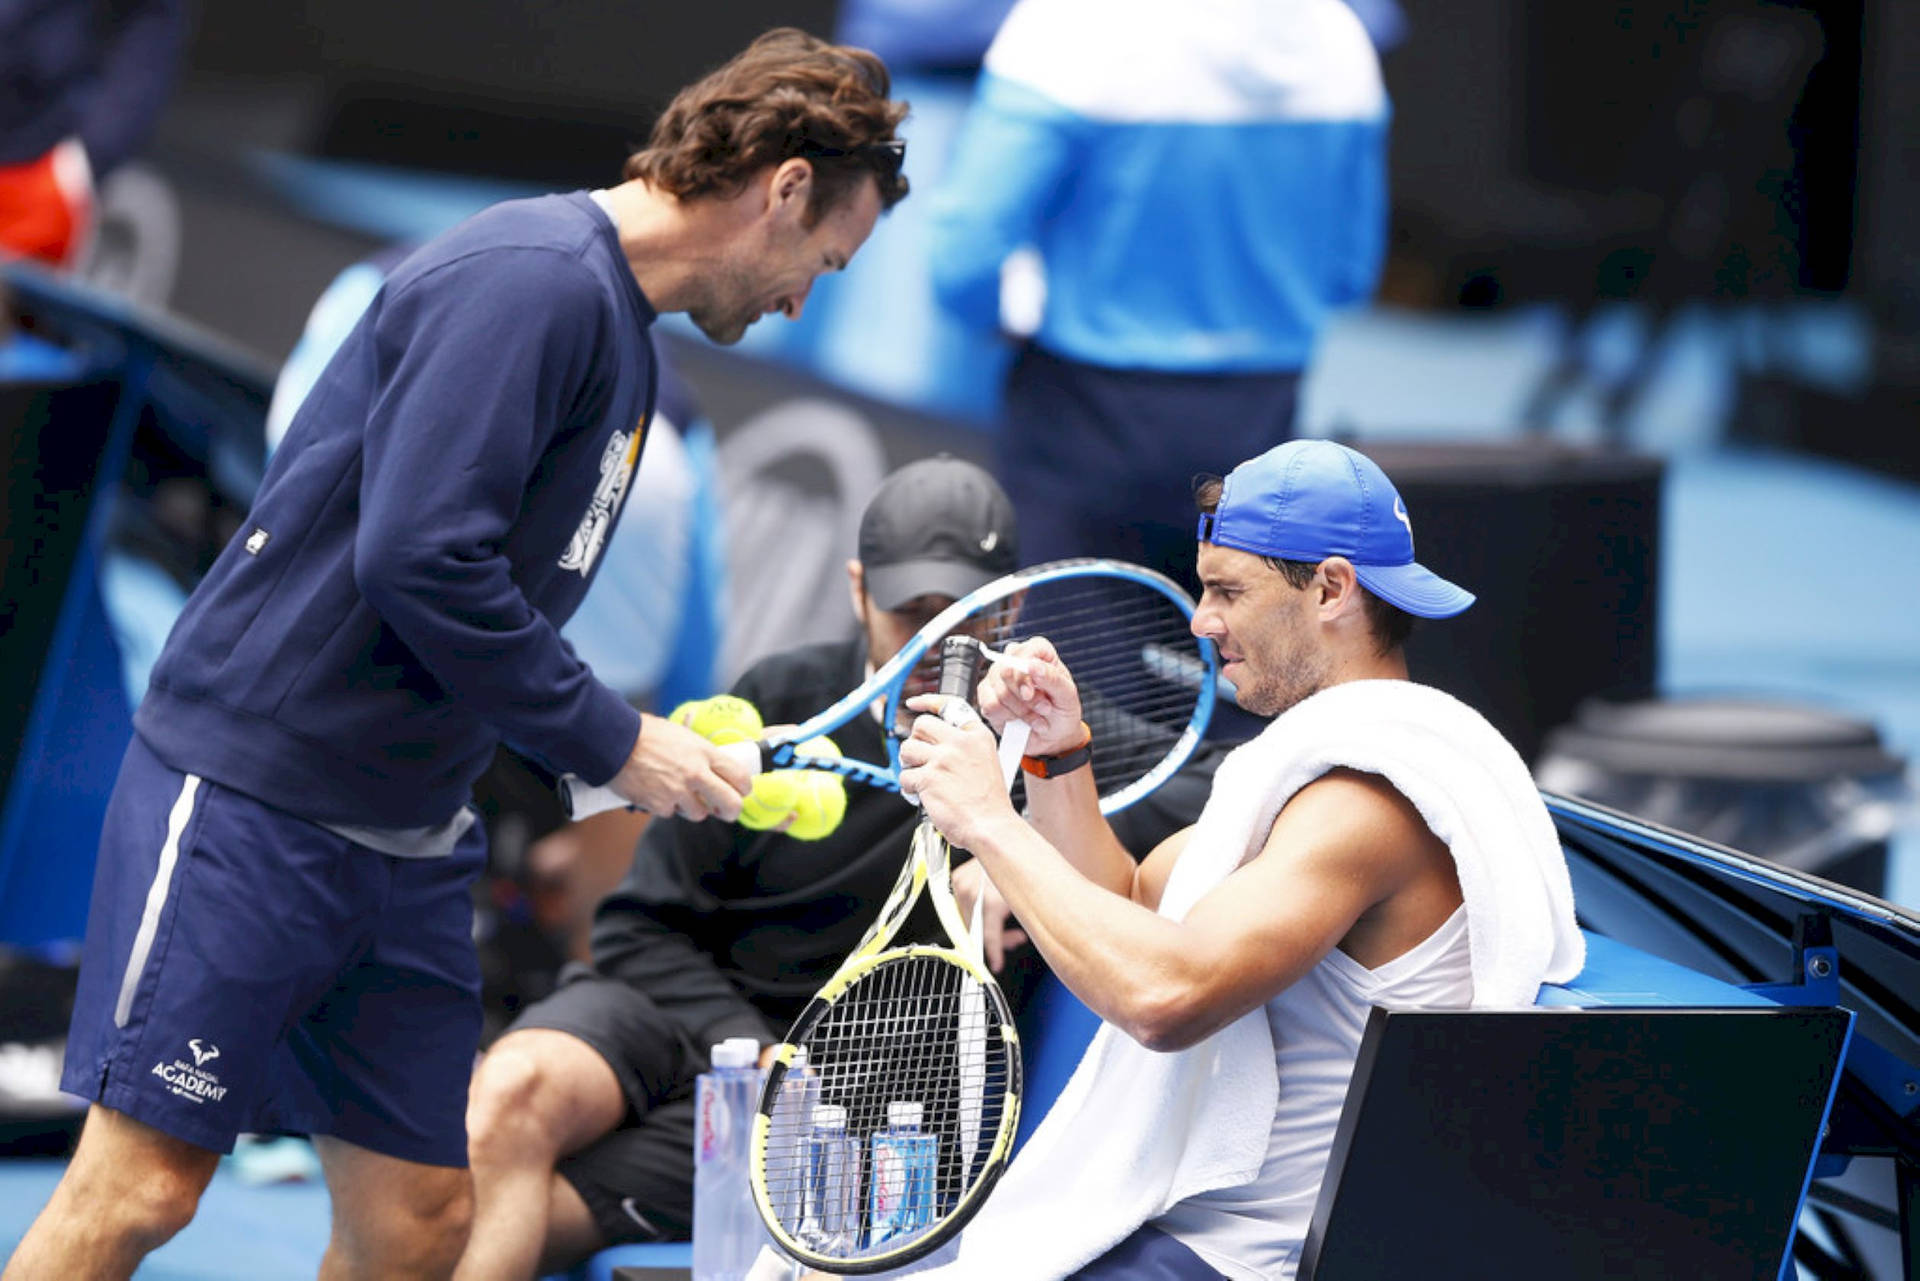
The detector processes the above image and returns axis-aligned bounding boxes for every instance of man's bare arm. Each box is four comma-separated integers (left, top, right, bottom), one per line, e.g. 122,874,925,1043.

975,638,1138,896
903,710,1452,1050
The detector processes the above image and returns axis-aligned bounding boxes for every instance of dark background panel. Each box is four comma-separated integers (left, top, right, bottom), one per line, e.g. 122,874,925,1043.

1362,444,1663,763
0,381,124,799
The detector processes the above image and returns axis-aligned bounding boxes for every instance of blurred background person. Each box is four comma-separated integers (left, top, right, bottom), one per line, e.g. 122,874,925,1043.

926,0,1389,594
0,0,185,267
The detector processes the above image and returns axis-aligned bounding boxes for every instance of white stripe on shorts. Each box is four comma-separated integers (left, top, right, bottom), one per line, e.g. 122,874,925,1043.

114,773,202,1028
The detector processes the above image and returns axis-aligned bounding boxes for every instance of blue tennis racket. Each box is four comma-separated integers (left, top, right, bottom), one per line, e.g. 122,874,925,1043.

561,557,1216,820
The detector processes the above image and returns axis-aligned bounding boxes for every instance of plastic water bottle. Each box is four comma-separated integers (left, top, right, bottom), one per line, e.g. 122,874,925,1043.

867,1100,937,1248
693,1038,762,1280
765,1047,819,1234
799,1103,862,1253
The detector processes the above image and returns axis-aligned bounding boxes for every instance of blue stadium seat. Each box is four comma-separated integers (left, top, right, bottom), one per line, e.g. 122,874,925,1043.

547,1241,691,1281
1539,928,1778,1007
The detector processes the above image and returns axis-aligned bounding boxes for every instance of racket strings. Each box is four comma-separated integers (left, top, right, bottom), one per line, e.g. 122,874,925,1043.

761,954,1014,1262
966,576,1206,801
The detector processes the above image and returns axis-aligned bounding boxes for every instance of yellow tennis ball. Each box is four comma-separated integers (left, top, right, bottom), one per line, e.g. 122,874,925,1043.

739,771,802,831
784,770,847,841
782,736,847,840
737,736,846,838
673,695,763,742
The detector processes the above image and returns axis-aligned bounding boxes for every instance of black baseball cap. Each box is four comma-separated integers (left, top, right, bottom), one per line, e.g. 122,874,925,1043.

858,456,1019,610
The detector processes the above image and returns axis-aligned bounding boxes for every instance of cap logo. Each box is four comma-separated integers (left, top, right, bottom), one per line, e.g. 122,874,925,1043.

979,530,998,553
1393,496,1412,536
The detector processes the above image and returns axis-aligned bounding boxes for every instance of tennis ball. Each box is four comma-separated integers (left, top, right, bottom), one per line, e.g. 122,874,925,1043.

785,771,847,841
737,735,847,839
671,695,763,743
792,734,841,763
739,771,801,831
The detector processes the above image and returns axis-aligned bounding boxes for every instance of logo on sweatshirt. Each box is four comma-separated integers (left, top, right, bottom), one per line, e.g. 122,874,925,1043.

560,424,643,576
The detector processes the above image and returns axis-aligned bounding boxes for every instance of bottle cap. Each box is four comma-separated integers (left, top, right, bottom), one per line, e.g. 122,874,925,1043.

812,1104,847,1129
711,1039,757,1069
887,1100,924,1129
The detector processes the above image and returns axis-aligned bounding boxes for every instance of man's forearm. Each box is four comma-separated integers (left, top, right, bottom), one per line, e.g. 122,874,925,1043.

1017,767,1137,898
963,812,1195,1047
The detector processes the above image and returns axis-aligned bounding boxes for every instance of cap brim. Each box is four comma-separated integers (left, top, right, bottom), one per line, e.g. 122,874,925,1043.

1353,562,1475,619
865,559,1002,612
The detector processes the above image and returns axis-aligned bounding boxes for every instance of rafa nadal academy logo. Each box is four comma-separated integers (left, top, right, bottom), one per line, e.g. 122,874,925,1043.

151,1039,229,1105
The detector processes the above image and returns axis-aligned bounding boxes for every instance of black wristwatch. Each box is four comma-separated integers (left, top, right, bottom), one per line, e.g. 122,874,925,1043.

1019,723,1093,779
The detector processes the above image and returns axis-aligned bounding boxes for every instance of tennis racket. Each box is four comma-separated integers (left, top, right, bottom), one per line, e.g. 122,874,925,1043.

560,556,1217,821
748,636,1020,1273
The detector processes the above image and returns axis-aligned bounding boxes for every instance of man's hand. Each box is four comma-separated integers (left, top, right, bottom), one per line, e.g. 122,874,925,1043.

898,695,1020,851
978,637,1083,755
952,857,1028,971
608,713,755,822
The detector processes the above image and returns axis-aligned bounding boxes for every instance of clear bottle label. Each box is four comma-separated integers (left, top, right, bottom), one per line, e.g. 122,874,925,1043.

697,1077,731,1163
872,1141,904,1217
868,1129,936,1247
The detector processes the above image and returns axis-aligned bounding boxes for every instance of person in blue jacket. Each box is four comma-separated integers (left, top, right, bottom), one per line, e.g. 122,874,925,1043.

925,0,1389,595
0,0,184,265
7,28,909,1281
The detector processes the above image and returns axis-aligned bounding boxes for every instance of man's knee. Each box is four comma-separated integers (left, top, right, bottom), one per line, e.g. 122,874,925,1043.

335,1164,473,1277
64,1109,219,1244
467,1037,570,1166
466,1028,627,1174
399,1168,475,1270
122,1163,210,1243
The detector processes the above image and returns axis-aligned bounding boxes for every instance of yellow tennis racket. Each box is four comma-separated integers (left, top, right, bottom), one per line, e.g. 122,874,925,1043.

748,637,1021,1273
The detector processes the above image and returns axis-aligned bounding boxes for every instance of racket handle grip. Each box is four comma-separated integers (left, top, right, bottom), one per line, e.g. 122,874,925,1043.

718,737,765,774
938,635,985,707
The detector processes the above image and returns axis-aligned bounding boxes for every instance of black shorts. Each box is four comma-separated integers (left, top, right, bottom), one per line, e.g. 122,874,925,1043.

507,965,711,1245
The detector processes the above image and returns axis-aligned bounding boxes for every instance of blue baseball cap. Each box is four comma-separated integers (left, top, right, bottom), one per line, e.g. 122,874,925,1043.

1197,440,1475,619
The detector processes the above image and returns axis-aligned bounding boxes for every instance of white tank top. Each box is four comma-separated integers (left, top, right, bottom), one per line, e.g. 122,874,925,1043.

1153,904,1474,1280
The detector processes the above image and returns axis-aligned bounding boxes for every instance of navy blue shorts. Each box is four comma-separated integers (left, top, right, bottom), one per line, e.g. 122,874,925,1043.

60,735,486,1165
1071,1226,1225,1279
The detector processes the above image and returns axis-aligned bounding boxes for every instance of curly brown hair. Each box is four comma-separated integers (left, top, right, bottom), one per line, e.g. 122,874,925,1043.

624,28,910,225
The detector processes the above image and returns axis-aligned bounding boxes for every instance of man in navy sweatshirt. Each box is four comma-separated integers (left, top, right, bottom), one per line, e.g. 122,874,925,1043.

8,28,910,1281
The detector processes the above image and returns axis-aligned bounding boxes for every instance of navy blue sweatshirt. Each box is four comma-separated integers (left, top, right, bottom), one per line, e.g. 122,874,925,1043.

138,193,653,827
0,0,184,172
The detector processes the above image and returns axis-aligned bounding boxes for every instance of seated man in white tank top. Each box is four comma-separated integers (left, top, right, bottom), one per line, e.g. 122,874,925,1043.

896,439,1583,1280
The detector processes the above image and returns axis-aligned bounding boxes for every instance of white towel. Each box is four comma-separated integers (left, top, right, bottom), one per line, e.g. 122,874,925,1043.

915,678,1584,1279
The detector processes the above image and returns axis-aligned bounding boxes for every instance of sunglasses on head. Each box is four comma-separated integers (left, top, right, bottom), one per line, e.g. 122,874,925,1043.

800,137,906,184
